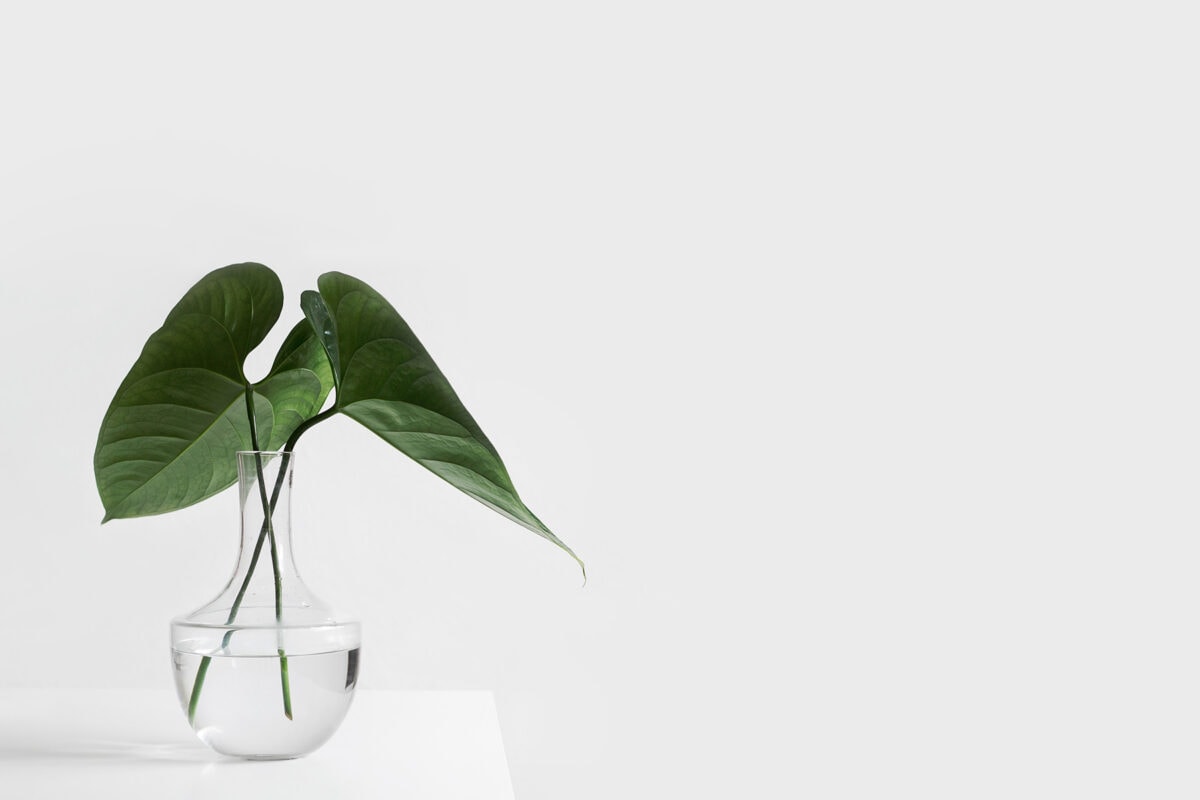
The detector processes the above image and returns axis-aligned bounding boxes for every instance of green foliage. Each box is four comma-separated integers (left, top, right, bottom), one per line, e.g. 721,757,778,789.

94,264,332,521
94,263,579,573
306,272,582,573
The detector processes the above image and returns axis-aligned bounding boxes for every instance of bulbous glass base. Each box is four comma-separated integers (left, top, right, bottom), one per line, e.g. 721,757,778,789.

170,635,360,759
170,451,361,759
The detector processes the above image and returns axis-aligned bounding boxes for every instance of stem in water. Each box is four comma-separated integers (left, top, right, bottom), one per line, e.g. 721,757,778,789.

185,395,338,723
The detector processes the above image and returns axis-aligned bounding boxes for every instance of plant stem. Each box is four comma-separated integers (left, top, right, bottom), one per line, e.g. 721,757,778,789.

283,407,338,450
253,445,293,720
187,453,288,724
185,399,337,724
242,390,293,721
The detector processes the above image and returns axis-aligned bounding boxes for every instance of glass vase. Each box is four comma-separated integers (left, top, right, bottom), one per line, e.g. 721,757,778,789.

170,451,361,759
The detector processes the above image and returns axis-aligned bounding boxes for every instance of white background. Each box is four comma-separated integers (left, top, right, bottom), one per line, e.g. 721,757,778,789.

0,2,1197,797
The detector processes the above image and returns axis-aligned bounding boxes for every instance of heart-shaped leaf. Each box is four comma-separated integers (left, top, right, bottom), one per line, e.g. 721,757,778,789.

307,272,583,574
95,264,333,521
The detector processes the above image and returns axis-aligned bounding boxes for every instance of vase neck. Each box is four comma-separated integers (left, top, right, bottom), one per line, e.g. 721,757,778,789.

234,450,300,591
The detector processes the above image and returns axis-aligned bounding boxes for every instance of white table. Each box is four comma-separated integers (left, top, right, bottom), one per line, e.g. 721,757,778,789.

0,689,514,799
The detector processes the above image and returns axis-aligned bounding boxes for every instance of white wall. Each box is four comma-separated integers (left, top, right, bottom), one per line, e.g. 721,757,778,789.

1,2,1197,797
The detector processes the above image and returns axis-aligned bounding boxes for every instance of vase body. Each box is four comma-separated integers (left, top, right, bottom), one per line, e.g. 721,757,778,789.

170,451,361,759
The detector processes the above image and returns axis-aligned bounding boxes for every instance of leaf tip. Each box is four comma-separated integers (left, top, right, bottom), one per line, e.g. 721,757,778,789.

559,543,586,586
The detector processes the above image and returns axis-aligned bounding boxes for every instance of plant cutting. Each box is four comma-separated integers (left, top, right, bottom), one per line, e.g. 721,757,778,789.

94,263,581,759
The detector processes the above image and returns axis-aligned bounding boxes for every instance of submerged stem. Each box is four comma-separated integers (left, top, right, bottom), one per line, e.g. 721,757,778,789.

254,446,292,720
186,454,288,723
185,393,336,724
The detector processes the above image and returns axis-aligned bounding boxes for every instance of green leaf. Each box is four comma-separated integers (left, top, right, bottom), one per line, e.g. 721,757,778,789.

257,319,336,450
300,290,341,392
165,262,283,365
95,264,330,521
310,271,583,575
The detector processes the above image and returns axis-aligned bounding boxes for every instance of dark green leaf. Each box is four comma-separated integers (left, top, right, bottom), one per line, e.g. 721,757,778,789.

95,264,330,521
257,319,336,450
300,290,341,392
312,271,583,574
165,262,283,364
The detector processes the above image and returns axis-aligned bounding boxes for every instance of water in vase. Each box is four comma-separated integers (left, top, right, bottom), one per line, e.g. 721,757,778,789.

172,647,360,759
